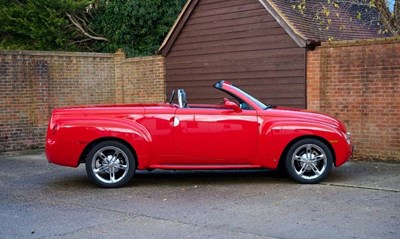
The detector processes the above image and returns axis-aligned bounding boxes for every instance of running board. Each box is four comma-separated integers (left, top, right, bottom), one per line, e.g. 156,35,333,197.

148,164,263,170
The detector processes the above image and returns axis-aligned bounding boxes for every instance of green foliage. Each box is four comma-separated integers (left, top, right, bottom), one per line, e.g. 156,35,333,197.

91,0,185,57
0,0,92,51
0,0,185,56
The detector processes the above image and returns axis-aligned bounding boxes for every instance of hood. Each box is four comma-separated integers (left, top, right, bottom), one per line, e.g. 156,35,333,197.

263,107,347,132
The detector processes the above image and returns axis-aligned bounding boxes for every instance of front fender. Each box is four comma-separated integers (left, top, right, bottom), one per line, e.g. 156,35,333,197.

256,120,348,169
46,117,151,167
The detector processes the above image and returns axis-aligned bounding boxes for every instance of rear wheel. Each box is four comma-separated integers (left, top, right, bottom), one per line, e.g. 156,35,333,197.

86,141,135,188
285,138,333,184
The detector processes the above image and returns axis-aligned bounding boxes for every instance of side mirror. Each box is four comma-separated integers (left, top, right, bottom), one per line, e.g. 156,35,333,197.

224,98,242,112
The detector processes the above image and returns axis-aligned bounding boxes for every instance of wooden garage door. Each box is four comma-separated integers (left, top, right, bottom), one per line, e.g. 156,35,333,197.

165,0,306,108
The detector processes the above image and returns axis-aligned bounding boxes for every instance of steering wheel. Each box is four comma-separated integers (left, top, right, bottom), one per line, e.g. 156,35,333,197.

169,90,175,104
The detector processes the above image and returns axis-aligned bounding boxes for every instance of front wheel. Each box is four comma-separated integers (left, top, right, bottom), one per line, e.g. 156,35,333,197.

285,138,333,184
85,141,136,188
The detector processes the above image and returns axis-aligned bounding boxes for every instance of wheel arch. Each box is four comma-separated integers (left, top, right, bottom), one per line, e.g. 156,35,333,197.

277,135,336,170
79,137,139,168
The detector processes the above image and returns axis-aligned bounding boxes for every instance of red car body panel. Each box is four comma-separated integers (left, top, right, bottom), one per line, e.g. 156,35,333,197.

46,81,352,171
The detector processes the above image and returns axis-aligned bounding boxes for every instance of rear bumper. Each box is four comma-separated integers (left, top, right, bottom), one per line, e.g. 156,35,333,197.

46,137,83,168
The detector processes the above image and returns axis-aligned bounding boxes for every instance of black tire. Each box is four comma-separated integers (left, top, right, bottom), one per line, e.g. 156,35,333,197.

85,141,136,188
285,138,333,184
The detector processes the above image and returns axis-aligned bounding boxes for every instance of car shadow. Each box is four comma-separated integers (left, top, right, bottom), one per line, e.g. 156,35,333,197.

128,169,292,187
47,167,356,189
46,169,293,189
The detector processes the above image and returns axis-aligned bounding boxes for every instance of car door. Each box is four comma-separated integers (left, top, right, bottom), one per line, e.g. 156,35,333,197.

137,105,178,166
172,107,259,165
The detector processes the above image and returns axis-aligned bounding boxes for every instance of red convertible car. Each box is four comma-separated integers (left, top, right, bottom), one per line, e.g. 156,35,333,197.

46,81,352,188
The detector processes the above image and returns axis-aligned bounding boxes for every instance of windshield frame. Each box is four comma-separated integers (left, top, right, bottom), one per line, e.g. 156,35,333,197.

213,80,271,110
229,84,269,110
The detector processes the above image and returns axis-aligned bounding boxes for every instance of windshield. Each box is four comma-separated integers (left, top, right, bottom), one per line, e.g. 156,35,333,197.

230,84,269,110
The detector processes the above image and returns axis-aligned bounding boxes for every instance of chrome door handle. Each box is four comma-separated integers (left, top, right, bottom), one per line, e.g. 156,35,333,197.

170,117,180,127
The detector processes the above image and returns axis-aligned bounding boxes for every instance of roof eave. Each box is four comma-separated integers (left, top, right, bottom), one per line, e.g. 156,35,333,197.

258,0,308,48
157,0,199,56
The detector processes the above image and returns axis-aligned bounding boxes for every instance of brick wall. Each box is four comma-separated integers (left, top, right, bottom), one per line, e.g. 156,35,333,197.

0,50,165,153
307,38,400,159
116,52,165,103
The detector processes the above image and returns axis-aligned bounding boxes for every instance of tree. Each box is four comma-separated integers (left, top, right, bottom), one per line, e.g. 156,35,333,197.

374,0,400,35
90,0,185,56
0,0,96,51
0,0,185,56
293,0,399,36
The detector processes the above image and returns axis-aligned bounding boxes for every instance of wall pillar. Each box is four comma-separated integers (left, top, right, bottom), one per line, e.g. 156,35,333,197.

114,49,126,103
306,49,323,111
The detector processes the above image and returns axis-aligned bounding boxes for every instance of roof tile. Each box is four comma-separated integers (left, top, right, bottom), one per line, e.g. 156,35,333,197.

269,0,389,42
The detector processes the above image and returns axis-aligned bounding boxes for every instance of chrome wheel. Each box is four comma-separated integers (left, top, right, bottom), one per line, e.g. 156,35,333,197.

86,141,135,188
285,139,333,184
292,144,327,180
92,146,129,184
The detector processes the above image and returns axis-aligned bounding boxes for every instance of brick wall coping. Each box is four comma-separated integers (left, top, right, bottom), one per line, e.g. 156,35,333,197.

320,36,400,48
0,50,114,58
123,55,164,63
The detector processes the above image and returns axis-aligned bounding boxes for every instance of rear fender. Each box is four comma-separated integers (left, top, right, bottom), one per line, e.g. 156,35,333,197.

47,117,152,167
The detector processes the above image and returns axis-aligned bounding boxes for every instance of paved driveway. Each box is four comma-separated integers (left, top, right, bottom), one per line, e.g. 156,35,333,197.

0,152,399,239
